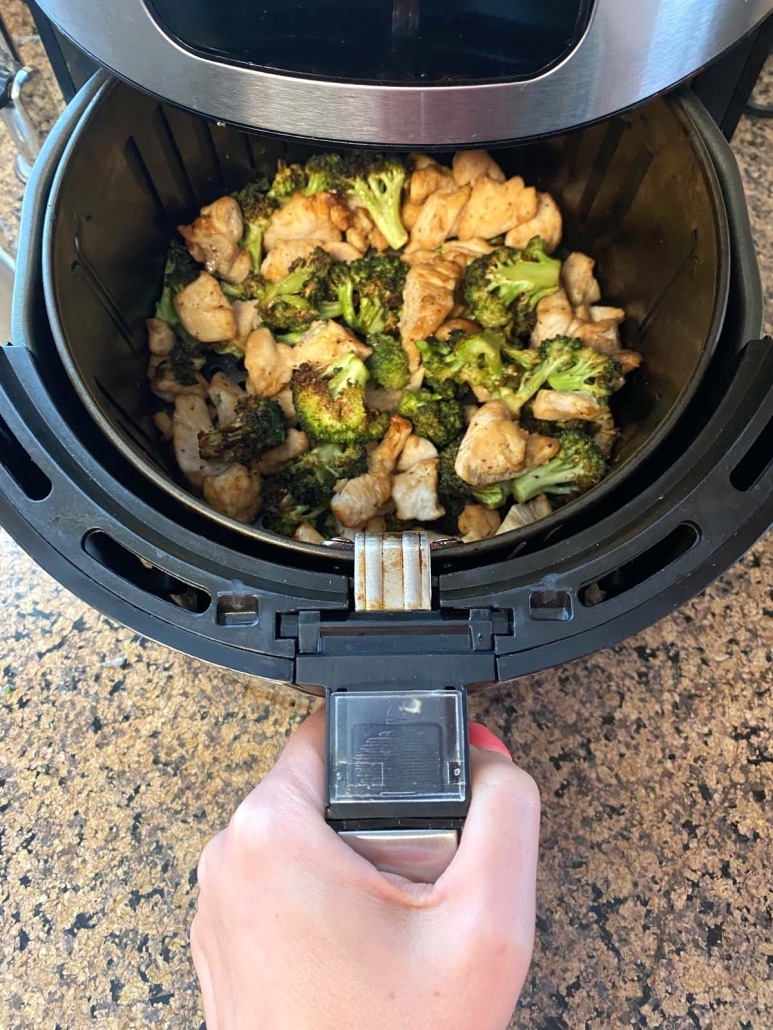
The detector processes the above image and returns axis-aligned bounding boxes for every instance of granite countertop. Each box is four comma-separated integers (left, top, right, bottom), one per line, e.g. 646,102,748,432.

1,4,771,1027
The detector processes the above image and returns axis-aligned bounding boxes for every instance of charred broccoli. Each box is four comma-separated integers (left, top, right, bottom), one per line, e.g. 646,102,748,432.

232,180,278,272
396,388,464,449
198,396,286,464
283,442,367,507
155,240,200,325
463,238,561,335
327,255,408,337
416,330,505,393
261,475,326,538
267,160,307,204
292,354,389,444
494,335,581,416
303,152,345,196
511,430,607,503
241,247,336,332
341,153,408,251
366,333,410,390
168,334,206,386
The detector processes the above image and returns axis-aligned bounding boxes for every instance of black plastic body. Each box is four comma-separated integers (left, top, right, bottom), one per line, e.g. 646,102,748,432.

0,76,770,698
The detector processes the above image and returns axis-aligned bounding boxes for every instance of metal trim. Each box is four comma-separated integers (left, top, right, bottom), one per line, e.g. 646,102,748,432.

35,0,773,144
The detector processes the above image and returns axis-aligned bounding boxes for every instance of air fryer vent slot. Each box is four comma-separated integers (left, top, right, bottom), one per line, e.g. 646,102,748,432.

82,530,210,612
730,414,773,492
0,413,52,501
579,523,700,607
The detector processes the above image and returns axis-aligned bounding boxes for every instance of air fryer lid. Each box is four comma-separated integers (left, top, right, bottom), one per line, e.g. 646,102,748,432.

42,78,729,558
33,0,773,144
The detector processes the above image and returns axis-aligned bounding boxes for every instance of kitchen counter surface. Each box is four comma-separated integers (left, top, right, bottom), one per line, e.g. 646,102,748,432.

1,4,771,1027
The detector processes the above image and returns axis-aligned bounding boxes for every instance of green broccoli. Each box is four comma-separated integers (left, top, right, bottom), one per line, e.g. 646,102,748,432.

267,159,307,204
546,348,622,402
154,240,200,325
437,443,509,513
501,340,542,372
303,152,345,196
260,475,327,539
396,388,464,449
494,335,582,416
416,330,505,393
462,238,561,335
197,396,286,464
292,354,389,444
511,430,607,504
341,153,408,251
248,247,336,332
327,255,408,336
232,180,278,273
283,442,368,507
366,333,410,390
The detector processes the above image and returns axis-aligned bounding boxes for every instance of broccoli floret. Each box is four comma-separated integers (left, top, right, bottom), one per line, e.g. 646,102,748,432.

341,153,408,251
463,238,561,334
416,330,505,393
284,442,368,507
303,152,345,196
198,396,286,464
168,334,206,386
154,240,200,325
267,159,307,204
292,354,389,444
252,247,336,332
396,388,464,449
501,341,542,372
437,443,509,514
232,180,278,273
261,475,326,539
511,430,607,504
327,255,407,336
494,335,582,416
366,333,410,390
546,348,622,402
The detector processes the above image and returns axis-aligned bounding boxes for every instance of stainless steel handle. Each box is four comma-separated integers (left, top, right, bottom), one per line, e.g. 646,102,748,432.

341,829,458,883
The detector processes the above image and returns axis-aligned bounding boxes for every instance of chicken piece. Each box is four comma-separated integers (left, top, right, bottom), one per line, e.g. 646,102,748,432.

365,516,388,533
532,389,605,421
368,416,413,474
566,317,621,353
272,386,297,424
331,472,392,529
202,464,262,523
172,395,230,488
291,320,372,368
452,150,506,187
263,192,350,251
589,305,626,325
366,385,402,414
395,435,439,472
455,400,528,487
408,160,455,204
439,239,494,270
592,408,617,458
244,327,294,397
391,460,445,523
496,494,553,534
463,404,478,425
435,317,483,340
399,256,462,372
458,504,501,543
531,288,574,347
406,185,471,253
345,207,389,254
174,272,236,343
260,239,361,283
153,411,173,442
294,522,325,544
561,252,602,307
208,372,246,428
178,196,249,283
227,299,261,353
611,349,643,376
254,428,309,475
147,317,175,356
504,192,563,254
147,353,208,402
524,433,561,469
456,175,538,241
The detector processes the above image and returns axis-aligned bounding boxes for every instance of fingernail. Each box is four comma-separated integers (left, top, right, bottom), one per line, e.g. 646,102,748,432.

469,722,512,759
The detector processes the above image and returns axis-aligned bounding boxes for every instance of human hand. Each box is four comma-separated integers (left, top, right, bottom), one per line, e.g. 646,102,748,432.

191,709,540,1030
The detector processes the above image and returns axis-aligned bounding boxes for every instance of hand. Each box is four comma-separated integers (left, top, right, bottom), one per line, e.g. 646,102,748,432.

191,709,540,1030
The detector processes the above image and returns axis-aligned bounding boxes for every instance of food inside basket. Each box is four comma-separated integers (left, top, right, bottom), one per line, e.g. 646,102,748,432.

146,149,642,543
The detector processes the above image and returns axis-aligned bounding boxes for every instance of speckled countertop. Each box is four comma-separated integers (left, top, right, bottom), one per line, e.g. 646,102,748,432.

0,5,771,1028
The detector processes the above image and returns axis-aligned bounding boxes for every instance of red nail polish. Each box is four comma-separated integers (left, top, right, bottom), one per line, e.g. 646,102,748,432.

469,722,512,758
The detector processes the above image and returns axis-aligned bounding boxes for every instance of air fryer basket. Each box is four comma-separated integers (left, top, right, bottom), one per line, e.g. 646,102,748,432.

42,78,729,555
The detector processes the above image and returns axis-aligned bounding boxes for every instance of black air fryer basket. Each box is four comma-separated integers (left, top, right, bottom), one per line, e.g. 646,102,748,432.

0,70,770,689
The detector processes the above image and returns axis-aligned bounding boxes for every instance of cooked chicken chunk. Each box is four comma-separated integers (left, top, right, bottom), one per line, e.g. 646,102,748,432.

331,472,392,529
261,239,361,283
174,272,236,343
345,206,389,254
365,516,388,533
589,305,626,325
452,150,506,187
396,435,439,472
532,389,606,421
368,416,413,474
178,197,251,284
592,408,617,457
456,175,538,241
254,428,309,475
561,252,602,307
391,459,445,522
202,463,262,523
272,386,296,423
566,317,621,353
531,288,574,347
172,395,230,488
407,159,455,204
401,199,424,232
208,372,245,427
458,504,501,542
438,239,494,269
147,317,175,356
153,411,173,442
399,256,462,372
524,433,561,469
455,400,528,486
228,299,261,352
366,385,402,414
291,320,372,369
504,192,563,254
496,494,553,534
264,192,351,251
146,317,207,401
611,349,643,376
294,522,325,544
244,327,294,397
406,185,471,253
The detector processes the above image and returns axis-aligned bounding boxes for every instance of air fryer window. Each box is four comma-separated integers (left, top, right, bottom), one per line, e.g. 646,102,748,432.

145,0,592,85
